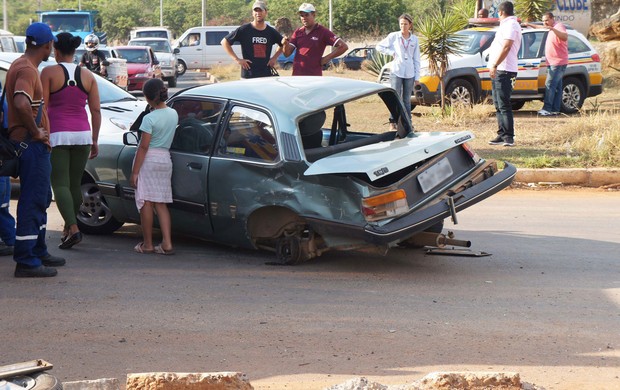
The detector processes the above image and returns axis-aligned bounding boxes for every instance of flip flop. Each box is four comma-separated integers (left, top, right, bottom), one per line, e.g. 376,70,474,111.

154,244,175,255
134,242,154,254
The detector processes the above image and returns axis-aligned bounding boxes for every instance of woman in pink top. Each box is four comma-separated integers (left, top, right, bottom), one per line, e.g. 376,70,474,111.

41,32,101,249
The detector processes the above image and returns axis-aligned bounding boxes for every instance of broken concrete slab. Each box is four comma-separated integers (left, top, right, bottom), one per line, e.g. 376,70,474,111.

125,372,253,390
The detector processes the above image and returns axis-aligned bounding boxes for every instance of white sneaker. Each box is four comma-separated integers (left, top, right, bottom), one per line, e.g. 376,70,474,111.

537,109,552,116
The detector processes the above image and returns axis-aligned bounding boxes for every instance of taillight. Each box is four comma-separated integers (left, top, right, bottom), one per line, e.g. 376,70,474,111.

362,189,409,222
461,142,481,163
592,53,600,62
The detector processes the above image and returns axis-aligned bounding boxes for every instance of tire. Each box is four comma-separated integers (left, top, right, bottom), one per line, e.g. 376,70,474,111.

511,100,526,111
561,77,585,114
275,235,303,265
445,79,475,107
176,59,187,76
168,74,177,88
4,372,62,390
77,180,124,235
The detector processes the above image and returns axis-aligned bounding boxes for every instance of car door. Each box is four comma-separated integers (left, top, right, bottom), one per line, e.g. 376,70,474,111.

513,30,546,99
167,98,227,237
207,104,282,248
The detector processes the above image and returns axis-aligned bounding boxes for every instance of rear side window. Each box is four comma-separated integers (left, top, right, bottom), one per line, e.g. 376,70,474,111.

567,35,590,54
219,106,278,162
206,31,239,46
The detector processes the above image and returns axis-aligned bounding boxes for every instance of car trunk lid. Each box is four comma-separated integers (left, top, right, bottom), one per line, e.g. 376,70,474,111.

304,131,475,182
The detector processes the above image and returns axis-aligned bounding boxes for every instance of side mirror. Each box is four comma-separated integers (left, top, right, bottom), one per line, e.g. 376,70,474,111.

153,59,160,65
102,60,110,66
173,48,180,54
123,131,139,146
96,18,102,29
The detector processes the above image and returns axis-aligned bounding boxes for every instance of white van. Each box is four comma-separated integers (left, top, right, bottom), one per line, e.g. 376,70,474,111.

130,27,175,42
174,26,241,75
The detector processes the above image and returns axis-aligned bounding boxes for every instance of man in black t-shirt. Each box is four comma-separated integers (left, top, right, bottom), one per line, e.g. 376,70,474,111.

79,34,107,76
221,1,285,79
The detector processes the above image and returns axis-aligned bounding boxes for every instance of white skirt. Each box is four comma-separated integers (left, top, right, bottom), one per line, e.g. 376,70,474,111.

134,148,172,210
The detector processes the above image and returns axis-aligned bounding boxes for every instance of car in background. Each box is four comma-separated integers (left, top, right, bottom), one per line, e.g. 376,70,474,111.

74,45,121,63
378,22,603,113
78,76,516,264
326,47,376,70
129,37,179,87
114,45,162,92
277,49,295,70
0,51,147,139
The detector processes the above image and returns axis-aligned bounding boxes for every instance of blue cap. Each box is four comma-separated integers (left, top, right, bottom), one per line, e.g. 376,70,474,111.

25,22,57,46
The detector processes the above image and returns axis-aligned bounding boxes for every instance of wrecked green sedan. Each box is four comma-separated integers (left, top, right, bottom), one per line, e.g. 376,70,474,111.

78,77,516,263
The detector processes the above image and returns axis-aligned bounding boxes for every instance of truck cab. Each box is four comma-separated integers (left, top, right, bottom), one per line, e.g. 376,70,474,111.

37,9,106,44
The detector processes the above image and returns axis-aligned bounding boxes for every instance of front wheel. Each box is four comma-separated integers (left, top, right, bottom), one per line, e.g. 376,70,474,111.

561,77,585,114
176,59,187,76
77,180,124,235
167,74,177,88
445,79,475,107
511,100,526,111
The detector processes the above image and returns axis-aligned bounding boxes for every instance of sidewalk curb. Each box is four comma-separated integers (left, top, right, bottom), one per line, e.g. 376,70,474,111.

515,168,620,187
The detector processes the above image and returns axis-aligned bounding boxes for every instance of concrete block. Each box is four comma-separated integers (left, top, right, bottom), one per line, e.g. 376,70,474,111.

409,371,521,389
126,372,253,390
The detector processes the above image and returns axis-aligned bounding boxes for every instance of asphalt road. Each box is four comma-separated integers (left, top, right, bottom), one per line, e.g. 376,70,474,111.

0,188,618,389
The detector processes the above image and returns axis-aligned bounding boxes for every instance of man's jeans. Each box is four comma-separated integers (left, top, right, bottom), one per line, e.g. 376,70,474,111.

390,74,414,122
491,71,517,139
14,141,52,267
543,64,567,113
0,176,15,246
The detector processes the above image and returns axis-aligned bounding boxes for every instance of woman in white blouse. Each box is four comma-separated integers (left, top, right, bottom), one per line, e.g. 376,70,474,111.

376,14,421,128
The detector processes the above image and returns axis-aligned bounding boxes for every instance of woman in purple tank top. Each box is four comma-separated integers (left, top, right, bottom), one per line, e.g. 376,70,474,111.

41,32,101,250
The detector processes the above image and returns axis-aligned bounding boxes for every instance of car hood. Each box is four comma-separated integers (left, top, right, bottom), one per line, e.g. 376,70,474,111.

126,63,150,74
154,52,174,61
304,131,474,181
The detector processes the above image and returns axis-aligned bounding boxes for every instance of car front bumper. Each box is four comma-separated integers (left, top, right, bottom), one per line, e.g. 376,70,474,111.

160,66,175,78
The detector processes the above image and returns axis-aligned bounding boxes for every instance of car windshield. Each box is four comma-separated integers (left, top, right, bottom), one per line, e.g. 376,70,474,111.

116,48,150,63
42,14,91,33
136,31,168,39
130,40,171,53
456,30,495,54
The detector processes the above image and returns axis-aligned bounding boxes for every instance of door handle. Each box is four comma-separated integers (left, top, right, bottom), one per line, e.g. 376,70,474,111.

187,162,202,170
522,63,536,68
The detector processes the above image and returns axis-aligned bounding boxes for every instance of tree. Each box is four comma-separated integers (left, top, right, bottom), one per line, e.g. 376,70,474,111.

514,0,555,22
415,9,465,113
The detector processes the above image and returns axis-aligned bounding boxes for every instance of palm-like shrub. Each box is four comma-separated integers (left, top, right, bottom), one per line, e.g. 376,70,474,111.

362,50,393,78
515,0,555,22
415,10,466,112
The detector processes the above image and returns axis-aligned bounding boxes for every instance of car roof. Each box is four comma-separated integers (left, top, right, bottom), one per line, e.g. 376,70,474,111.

176,76,391,121
115,45,151,51
129,38,169,42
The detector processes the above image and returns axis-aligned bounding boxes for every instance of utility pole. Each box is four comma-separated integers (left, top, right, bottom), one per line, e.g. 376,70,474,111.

160,0,163,26
3,0,7,31
202,0,206,26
